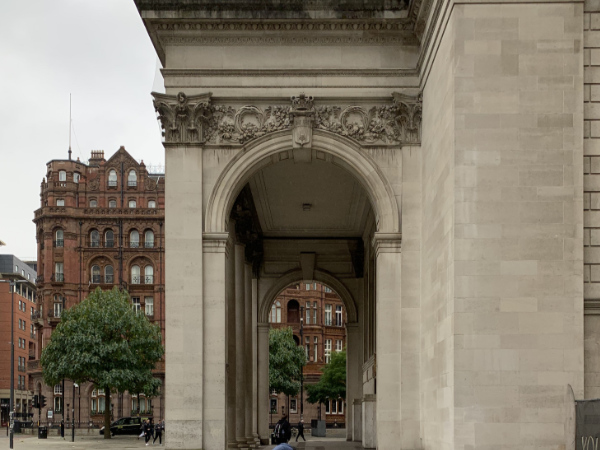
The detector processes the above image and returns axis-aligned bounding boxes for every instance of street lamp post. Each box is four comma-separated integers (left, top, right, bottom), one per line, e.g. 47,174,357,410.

299,307,304,418
72,383,77,442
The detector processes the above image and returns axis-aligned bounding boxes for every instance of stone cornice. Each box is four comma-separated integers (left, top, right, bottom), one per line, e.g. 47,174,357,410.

152,91,422,146
153,20,413,32
162,68,419,78
158,33,417,47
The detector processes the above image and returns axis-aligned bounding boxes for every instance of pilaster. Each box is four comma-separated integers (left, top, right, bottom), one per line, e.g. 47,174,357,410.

257,323,270,444
202,233,229,450
372,232,402,449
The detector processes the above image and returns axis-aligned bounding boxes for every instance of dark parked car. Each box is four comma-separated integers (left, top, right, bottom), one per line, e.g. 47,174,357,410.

99,416,152,436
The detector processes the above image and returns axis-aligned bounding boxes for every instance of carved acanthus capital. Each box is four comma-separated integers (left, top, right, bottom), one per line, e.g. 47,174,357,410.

152,91,213,144
392,92,422,145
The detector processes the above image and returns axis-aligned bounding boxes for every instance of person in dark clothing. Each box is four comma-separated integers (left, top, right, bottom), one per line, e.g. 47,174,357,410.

144,419,154,446
60,420,64,439
153,420,163,445
275,414,292,444
296,418,306,442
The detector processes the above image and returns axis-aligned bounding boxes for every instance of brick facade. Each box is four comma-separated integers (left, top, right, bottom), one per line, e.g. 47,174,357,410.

269,282,347,428
30,147,165,426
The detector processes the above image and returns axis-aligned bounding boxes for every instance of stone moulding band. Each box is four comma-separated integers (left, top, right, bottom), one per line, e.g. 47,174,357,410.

152,91,422,146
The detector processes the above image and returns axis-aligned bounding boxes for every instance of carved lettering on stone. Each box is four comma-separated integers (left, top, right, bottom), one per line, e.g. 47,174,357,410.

152,91,213,144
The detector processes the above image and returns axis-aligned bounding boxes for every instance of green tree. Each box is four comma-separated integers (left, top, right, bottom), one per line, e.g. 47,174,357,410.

41,287,164,438
269,327,306,399
306,350,346,415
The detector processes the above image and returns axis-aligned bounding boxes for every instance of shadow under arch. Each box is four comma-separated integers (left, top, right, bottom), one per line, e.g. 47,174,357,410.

205,128,400,235
258,269,358,324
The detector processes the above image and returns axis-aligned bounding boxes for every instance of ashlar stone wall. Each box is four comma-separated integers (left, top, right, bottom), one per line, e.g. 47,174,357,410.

422,2,584,448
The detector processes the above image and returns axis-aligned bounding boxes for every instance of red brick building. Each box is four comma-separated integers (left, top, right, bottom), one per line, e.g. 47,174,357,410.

269,282,347,427
30,147,165,426
0,256,37,427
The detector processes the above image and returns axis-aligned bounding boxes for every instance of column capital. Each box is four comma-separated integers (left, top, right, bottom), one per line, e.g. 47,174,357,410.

203,232,229,253
152,91,213,144
346,322,360,333
392,92,422,145
372,232,402,256
257,322,270,332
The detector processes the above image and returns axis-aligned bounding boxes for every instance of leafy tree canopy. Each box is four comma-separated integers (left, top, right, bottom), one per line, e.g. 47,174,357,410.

306,350,346,405
269,327,306,397
41,288,164,437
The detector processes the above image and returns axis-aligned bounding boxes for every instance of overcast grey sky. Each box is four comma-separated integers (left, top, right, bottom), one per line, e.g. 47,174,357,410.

1,0,165,260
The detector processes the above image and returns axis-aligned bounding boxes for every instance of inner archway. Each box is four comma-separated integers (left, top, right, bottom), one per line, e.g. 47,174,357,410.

266,280,349,435
214,132,401,449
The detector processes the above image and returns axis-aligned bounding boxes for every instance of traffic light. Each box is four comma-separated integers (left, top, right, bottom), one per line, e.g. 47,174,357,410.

33,395,39,409
40,395,46,409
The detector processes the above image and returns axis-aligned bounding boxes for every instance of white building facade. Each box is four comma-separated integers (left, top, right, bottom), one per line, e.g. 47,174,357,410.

133,0,592,448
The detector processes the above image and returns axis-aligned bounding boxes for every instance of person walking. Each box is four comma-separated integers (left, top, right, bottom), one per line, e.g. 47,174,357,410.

144,419,153,446
60,419,65,439
296,418,306,442
274,414,292,444
153,419,163,445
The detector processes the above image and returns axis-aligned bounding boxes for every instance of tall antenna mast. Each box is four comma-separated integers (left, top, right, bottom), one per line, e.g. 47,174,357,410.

68,94,72,161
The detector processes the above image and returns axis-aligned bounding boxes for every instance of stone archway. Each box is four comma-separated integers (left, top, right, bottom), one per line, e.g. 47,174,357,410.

157,93,407,450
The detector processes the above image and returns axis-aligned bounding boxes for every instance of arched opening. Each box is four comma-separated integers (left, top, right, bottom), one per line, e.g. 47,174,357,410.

210,132,396,448
266,281,348,432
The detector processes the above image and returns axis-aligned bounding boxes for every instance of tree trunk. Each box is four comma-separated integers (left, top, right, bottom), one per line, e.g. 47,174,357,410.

104,386,111,439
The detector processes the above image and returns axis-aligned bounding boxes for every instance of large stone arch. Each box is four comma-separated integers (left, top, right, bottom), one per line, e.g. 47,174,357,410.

205,129,400,235
258,268,358,324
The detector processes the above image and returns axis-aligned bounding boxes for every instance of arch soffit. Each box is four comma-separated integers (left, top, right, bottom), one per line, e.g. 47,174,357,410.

205,129,400,235
259,269,358,324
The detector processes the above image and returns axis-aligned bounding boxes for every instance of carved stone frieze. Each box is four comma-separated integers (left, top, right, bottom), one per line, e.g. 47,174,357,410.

154,21,413,33
154,92,422,147
152,92,214,144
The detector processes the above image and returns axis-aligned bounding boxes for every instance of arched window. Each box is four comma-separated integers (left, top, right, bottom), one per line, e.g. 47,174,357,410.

108,170,117,187
105,230,114,248
108,199,117,208
73,172,80,183
145,266,154,284
144,230,154,248
129,200,136,209
91,265,101,284
148,200,156,208
89,199,98,208
131,265,140,284
130,230,139,248
105,265,114,284
128,170,137,187
271,301,282,323
90,230,100,247
55,229,63,248
58,170,66,182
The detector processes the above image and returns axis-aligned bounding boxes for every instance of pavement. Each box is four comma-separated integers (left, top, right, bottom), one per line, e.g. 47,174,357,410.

0,429,364,450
